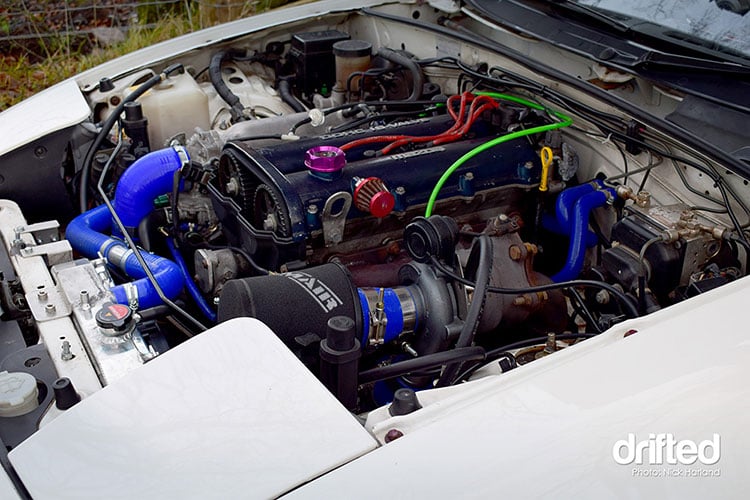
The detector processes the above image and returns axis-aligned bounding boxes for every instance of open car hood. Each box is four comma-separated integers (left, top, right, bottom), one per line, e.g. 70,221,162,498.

0,0,748,497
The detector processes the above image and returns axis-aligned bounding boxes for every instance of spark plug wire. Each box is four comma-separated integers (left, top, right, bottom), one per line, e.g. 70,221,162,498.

425,92,573,217
339,92,497,153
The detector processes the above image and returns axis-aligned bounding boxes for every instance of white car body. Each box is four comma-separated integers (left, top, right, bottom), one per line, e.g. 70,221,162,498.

0,0,747,497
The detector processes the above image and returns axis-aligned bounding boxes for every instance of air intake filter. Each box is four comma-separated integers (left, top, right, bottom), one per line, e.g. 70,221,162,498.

217,263,362,346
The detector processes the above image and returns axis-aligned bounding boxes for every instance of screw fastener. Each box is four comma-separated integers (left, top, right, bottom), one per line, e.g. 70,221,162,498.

61,341,74,361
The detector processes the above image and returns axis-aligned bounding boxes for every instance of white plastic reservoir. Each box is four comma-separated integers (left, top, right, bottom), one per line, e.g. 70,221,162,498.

137,72,210,148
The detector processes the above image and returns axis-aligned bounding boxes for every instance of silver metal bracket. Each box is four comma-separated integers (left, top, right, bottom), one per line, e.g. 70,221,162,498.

14,221,72,266
25,284,71,322
321,192,351,247
130,328,158,362
14,220,60,245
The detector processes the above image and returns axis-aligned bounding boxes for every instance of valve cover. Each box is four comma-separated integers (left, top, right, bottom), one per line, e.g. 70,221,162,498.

209,114,541,269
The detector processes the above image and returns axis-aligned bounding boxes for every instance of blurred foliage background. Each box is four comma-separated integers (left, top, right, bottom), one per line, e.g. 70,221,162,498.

0,0,289,110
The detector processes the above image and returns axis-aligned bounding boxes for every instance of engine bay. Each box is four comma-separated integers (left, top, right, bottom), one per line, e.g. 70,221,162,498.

1,2,748,449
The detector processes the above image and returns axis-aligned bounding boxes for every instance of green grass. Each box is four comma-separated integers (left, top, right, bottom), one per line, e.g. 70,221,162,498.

0,1,299,111
0,10,198,110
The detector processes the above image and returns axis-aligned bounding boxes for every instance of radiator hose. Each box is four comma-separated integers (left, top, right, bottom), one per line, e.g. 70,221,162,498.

65,204,184,309
67,146,189,308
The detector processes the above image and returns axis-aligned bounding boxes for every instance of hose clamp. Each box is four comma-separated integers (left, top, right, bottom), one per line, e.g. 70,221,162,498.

602,187,617,204
98,240,113,260
591,180,617,204
362,288,389,346
123,282,139,311
173,145,190,167
107,244,133,270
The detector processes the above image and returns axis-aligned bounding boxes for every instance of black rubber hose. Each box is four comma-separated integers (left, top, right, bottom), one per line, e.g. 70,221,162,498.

377,47,424,101
454,351,517,384
203,243,270,276
278,79,306,113
136,304,171,321
171,166,182,239
729,234,750,272
358,346,486,384
436,234,492,387
455,333,597,384
79,63,183,213
209,50,247,122
288,98,445,134
485,333,597,359
224,245,271,276
430,256,640,318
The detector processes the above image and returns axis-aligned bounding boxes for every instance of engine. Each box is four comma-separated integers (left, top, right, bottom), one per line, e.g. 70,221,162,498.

209,111,541,270
1,16,747,444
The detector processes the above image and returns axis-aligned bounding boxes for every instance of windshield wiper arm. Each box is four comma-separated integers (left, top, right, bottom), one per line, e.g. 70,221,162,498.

545,0,633,32
632,50,750,75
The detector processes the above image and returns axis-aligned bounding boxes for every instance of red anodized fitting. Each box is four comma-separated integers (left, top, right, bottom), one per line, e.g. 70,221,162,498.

353,177,395,218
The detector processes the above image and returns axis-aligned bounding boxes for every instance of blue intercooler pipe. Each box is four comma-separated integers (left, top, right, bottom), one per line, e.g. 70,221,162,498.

113,146,187,236
545,181,617,282
357,288,410,346
66,147,188,309
165,237,217,322
543,182,599,247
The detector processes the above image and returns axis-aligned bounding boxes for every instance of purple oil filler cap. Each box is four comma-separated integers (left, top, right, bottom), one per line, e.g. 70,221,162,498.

305,146,346,174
